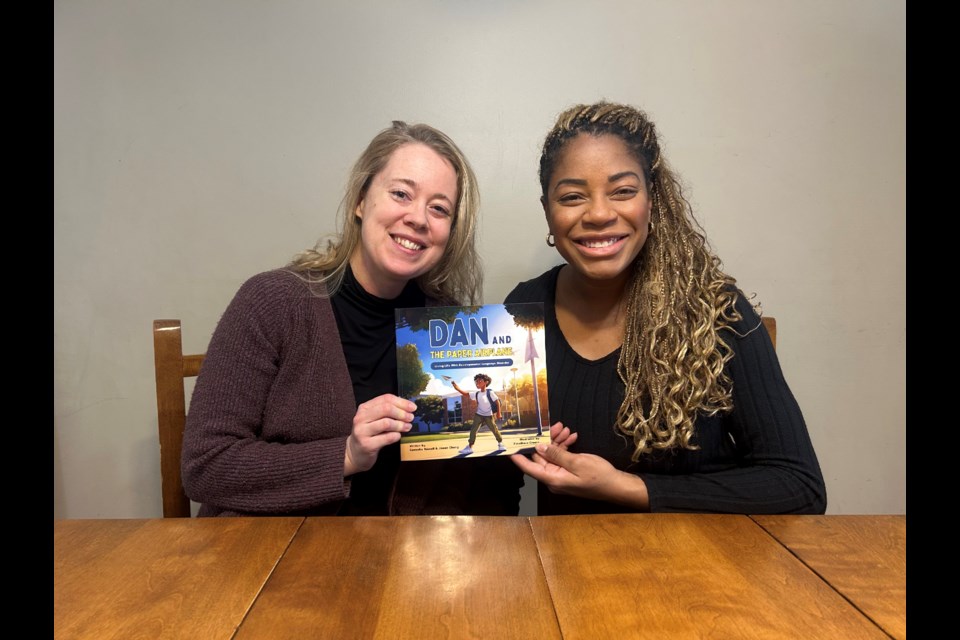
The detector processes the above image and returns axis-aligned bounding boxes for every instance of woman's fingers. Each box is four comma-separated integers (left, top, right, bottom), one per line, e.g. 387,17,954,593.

510,453,547,478
556,431,578,449
548,421,578,450
548,421,565,440
355,395,416,426
346,394,417,476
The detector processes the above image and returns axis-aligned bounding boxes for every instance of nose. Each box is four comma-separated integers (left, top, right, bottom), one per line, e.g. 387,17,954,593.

403,202,429,230
582,198,617,227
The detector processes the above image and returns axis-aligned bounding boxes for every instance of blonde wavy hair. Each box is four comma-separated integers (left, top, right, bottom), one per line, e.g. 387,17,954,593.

289,121,482,304
539,102,744,459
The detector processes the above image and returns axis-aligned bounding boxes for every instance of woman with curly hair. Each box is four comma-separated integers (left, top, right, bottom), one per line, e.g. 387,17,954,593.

507,102,826,514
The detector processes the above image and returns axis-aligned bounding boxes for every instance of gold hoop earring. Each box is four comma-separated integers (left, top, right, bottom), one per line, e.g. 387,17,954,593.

546,233,556,247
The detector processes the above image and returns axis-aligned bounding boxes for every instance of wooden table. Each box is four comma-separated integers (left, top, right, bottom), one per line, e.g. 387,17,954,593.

54,515,905,639
54,518,303,639
752,515,906,640
235,516,561,639
532,514,894,639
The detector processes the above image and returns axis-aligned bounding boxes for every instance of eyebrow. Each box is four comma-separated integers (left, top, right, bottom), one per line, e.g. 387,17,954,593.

609,171,642,183
390,178,454,205
552,171,643,193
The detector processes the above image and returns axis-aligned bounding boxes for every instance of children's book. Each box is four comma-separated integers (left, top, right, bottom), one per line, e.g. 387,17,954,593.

394,302,550,461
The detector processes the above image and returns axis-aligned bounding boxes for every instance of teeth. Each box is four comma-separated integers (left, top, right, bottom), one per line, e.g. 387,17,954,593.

393,236,424,251
581,237,620,248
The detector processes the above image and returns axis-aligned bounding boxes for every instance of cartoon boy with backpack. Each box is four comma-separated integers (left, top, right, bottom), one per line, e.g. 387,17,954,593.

450,373,505,455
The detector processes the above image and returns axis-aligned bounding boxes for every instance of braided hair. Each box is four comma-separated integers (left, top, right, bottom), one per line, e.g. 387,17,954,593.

540,102,743,459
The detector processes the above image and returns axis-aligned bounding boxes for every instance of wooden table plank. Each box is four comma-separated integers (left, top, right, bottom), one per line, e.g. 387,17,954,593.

54,518,303,640
752,515,906,640
531,514,889,640
236,516,561,639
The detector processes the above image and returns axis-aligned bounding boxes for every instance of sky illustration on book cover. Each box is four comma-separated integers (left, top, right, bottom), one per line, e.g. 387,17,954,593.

394,302,550,461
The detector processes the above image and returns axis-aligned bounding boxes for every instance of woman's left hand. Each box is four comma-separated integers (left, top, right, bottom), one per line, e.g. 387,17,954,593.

510,443,650,509
547,421,578,449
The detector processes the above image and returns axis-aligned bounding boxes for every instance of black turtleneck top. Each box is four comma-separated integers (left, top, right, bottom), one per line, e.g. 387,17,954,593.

330,266,425,515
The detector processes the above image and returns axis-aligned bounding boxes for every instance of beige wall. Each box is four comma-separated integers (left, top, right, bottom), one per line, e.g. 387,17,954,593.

54,0,905,517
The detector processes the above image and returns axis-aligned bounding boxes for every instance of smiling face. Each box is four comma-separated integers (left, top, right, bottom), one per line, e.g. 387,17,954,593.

543,133,652,287
351,143,458,298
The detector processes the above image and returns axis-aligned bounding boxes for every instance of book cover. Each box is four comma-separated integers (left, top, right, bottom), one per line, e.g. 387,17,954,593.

394,302,550,461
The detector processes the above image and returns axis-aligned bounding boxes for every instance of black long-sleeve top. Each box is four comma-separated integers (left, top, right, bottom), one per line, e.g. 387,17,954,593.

504,265,826,515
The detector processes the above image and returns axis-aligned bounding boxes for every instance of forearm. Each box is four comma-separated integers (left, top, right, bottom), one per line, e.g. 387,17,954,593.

603,470,651,511
644,464,826,514
344,447,362,478
183,368,353,513
183,370,350,513
183,423,350,513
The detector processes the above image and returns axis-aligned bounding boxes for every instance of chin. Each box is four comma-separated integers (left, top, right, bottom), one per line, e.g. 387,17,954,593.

384,257,437,282
566,260,632,282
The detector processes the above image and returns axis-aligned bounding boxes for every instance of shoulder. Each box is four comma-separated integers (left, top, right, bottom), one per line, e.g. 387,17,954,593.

727,287,765,334
718,286,779,355
504,264,563,304
228,268,333,316
221,268,333,337
235,268,324,302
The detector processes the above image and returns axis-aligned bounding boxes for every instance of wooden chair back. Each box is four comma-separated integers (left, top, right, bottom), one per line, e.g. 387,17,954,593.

153,319,205,518
762,316,777,350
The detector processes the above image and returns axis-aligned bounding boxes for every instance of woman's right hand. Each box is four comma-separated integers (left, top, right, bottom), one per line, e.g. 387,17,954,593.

344,394,416,476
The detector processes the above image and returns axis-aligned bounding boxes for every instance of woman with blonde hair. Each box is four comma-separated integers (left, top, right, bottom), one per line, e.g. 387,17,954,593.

183,121,523,516
508,102,826,514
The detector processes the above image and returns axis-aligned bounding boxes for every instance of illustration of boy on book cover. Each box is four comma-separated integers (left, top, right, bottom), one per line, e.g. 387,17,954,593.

394,302,549,461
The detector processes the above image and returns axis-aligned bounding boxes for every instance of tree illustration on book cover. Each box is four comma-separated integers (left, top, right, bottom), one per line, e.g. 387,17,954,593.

394,302,550,460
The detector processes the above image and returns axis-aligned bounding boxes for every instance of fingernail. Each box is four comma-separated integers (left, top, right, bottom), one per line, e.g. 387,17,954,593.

536,444,548,454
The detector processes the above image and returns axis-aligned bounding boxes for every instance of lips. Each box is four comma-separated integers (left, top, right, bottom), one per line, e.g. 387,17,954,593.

576,235,627,249
392,234,426,251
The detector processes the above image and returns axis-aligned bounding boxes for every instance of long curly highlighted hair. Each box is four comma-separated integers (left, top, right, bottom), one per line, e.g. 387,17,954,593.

539,102,743,459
